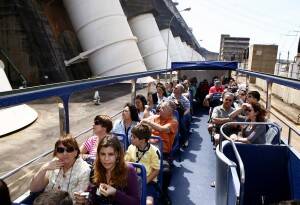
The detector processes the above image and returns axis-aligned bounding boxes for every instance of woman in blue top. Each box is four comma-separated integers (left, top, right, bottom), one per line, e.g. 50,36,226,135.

112,103,139,145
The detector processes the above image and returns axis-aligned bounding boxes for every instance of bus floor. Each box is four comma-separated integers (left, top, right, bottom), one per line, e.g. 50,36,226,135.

169,108,216,205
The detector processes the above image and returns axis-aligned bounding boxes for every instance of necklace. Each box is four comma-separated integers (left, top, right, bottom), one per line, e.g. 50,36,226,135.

136,143,150,163
52,160,75,192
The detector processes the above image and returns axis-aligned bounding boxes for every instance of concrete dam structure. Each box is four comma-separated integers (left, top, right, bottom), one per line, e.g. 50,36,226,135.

0,0,210,87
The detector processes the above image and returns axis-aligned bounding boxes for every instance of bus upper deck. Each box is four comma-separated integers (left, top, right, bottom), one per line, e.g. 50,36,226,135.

1,61,300,205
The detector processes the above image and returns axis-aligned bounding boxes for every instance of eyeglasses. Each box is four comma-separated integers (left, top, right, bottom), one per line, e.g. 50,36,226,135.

56,147,75,153
224,99,233,102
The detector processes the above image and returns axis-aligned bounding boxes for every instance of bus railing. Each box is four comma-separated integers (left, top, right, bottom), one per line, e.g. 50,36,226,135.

0,111,121,181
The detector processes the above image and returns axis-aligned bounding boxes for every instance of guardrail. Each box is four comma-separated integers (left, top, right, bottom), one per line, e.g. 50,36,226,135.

236,69,300,145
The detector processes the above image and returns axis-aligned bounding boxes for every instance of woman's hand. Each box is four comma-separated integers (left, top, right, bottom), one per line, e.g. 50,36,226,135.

43,158,64,171
230,134,238,141
74,192,88,205
99,183,116,197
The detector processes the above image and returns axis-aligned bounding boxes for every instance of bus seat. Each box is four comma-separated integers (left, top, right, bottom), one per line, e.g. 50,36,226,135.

130,162,147,205
112,132,128,150
265,123,281,145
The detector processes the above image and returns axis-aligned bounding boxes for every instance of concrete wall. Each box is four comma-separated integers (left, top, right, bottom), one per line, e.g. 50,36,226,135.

255,78,300,107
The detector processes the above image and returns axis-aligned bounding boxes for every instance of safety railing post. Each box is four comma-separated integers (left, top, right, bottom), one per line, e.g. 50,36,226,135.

58,103,66,136
266,81,273,119
131,79,136,105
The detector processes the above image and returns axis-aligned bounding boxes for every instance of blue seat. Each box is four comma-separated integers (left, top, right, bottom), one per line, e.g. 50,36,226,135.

171,110,181,158
112,132,129,150
130,162,147,205
265,123,281,145
149,136,163,189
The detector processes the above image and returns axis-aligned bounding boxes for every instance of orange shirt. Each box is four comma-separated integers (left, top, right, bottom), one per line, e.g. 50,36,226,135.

152,115,178,154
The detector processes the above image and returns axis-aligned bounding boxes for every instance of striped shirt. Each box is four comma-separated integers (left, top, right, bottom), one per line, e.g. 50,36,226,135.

83,135,98,159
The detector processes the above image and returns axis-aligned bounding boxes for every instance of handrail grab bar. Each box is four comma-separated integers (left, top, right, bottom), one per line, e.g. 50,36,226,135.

219,121,281,205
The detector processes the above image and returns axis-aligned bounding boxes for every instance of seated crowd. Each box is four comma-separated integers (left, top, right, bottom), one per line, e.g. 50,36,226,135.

3,77,272,205
204,76,269,147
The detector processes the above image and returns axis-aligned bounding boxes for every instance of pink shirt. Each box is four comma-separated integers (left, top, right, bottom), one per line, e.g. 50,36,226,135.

83,135,98,159
209,86,224,94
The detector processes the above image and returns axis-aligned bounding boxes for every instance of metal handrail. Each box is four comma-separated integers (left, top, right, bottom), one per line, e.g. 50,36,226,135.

0,111,122,180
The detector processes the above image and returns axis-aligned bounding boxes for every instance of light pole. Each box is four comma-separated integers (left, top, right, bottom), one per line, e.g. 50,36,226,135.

165,7,191,81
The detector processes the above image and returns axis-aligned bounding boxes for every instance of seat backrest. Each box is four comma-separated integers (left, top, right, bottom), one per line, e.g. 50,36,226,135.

112,132,128,150
149,136,163,189
130,162,147,205
265,124,281,145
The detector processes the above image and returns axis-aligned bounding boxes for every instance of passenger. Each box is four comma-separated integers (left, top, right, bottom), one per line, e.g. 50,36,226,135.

234,88,247,108
80,115,113,162
141,101,178,194
165,81,174,97
182,80,191,99
210,92,237,145
76,135,139,205
144,92,157,118
0,179,11,205
208,79,224,94
125,124,160,205
169,84,190,116
246,90,260,104
141,101,178,155
195,79,210,106
30,135,91,203
230,102,267,144
135,94,147,120
203,80,223,110
168,83,191,146
112,103,139,145
33,190,73,205
154,83,168,105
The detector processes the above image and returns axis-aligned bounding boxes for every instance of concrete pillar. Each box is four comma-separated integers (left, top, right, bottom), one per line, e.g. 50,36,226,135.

174,37,188,61
160,28,182,62
128,13,170,70
63,0,147,76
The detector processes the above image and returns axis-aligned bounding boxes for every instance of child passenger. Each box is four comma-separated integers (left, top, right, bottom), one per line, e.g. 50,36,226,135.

125,124,161,205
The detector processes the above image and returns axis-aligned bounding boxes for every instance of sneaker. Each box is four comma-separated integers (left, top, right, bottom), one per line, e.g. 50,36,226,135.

183,140,189,148
210,181,216,188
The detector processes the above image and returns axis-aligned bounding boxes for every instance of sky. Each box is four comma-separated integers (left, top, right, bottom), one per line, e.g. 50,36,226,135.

175,0,300,60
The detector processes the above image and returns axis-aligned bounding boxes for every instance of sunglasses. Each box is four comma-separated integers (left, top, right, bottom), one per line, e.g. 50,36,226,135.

56,147,75,153
94,120,102,125
244,108,252,112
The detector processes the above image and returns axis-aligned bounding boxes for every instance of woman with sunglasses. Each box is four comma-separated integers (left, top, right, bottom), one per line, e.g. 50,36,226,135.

230,102,267,144
112,103,139,145
30,135,91,202
80,115,113,162
76,135,139,205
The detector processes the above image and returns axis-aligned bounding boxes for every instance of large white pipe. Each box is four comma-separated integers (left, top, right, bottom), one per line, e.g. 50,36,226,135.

183,43,192,61
160,29,182,62
0,60,38,136
63,0,146,76
174,37,188,61
129,13,170,70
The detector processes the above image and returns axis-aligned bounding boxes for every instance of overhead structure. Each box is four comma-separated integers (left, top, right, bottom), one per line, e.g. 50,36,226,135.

160,28,182,62
174,37,188,61
63,0,147,76
129,13,170,70
0,60,38,136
